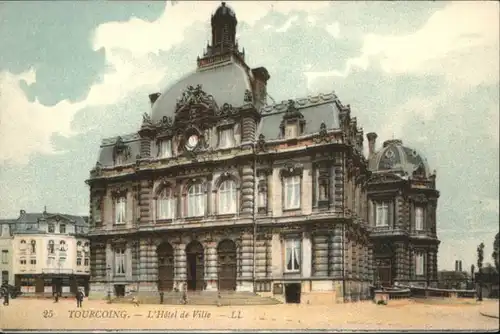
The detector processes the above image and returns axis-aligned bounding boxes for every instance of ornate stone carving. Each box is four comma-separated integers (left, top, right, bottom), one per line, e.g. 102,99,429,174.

216,103,237,117
113,137,131,161
111,187,128,198
411,193,428,203
244,89,253,103
367,173,402,184
256,134,267,152
176,84,214,111
314,122,330,144
280,162,304,178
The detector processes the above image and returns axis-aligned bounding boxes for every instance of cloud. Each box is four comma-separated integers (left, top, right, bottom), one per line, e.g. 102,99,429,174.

0,69,84,165
306,1,500,88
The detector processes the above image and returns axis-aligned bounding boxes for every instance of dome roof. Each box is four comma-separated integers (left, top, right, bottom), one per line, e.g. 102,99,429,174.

368,139,431,177
150,61,253,123
214,2,236,18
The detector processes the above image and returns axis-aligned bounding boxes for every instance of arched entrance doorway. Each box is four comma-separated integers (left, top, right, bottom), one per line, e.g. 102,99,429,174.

157,242,174,291
186,241,204,291
217,239,237,291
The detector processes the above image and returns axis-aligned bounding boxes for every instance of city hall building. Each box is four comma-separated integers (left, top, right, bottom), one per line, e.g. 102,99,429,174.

86,2,440,303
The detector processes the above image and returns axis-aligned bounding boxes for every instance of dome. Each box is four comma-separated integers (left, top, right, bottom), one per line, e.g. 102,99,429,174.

150,61,253,123
214,2,236,18
368,139,431,177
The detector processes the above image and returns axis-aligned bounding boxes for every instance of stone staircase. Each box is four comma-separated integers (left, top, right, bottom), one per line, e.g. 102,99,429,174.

111,291,281,306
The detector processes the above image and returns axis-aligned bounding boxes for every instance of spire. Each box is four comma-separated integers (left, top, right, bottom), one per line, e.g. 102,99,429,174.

210,2,237,55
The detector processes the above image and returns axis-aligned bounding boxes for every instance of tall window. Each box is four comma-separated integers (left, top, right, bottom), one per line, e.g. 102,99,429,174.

415,253,425,276
59,224,66,234
187,183,205,217
218,128,234,149
114,248,126,275
115,196,126,224
48,223,55,233
285,239,301,272
1,250,8,264
47,257,55,266
30,240,36,254
415,207,424,231
285,124,297,139
20,240,27,251
158,139,172,159
115,153,125,165
284,176,301,210
48,240,55,254
77,258,82,266
156,188,175,220
258,180,268,212
19,258,26,265
218,180,237,214
93,199,102,223
59,240,67,252
375,202,389,227
1,270,8,284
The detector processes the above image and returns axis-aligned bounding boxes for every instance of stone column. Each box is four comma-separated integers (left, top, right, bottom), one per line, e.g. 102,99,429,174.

330,225,343,277
240,166,255,215
312,233,329,277
237,233,254,292
139,180,153,225
394,242,405,282
255,237,267,278
367,243,374,282
265,236,272,278
174,243,187,291
106,242,113,280
204,241,218,291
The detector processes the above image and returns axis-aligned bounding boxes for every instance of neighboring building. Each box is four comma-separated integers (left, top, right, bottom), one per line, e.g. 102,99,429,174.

366,135,440,287
1,209,90,295
0,219,14,285
86,2,439,302
438,270,469,290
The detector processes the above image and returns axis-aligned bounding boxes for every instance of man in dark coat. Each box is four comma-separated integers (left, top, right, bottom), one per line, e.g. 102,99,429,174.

3,288,9,306
76,290,84,308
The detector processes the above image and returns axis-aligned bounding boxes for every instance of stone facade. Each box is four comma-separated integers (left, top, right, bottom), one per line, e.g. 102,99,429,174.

86,2,439,302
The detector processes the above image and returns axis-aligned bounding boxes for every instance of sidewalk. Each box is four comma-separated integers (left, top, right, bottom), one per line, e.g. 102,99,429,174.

479,300,500,319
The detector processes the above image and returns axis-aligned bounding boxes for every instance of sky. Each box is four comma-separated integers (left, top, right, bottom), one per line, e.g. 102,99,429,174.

0,1,498,271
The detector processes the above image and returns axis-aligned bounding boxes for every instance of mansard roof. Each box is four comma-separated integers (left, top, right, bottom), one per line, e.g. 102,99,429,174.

257,92,341,141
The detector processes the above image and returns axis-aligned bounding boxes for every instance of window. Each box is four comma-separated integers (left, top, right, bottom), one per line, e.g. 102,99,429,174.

77,241,82,251
76,258,82,266
59,240,67,251
30,240,36,254
218,128,234,149
20,240,27,251
1,270,8,284
20,259,26,265
258,180,267,211
84,258,89,266
415,253,425,276
158,139,172,158
47,257,55,266
59,224,66,234
1,250,8,264
30,259,36,265
48,223,55,233
115,196,127,224
187,183,205,217
375,202,389,227
285,239,301,272
218,180,237,214
48,240,55,254
84,242,90,252
114,248,126,275
284,176,301,210
156,188,175,220
415,207,424,231
115,153,125,165
285,124,297,138
59,257,66,266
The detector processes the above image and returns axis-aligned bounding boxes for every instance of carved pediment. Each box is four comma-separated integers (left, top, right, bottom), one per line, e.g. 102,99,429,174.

45,214,72,224
314,122,331,144
111,238,128,246
216,103,238,117
280,100,306,135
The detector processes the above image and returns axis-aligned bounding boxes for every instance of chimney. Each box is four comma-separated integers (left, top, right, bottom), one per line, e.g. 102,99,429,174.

366,132,378,157
455,260,458,272
459,260,463,272
149,93,161,106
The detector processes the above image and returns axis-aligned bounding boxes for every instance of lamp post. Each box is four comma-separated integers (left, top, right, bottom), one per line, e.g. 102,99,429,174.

106,265,112,303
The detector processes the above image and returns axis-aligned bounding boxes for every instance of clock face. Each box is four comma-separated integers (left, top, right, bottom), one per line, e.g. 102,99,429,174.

186,134,198,150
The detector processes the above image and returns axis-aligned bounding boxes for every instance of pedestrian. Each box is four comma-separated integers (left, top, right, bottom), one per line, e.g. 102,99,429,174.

3,289,9,306
54,290,59,303
160,291,164,304
76,290,84,308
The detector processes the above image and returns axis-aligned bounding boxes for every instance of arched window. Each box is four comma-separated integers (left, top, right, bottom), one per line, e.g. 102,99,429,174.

20,240,27,251
156,188,175,220
77,241,82,251
187,183,205,217
59,240,66,251
218,180,237,214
